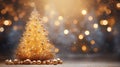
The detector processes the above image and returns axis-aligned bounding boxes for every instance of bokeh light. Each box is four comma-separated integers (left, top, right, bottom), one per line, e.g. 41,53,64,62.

43,16,48,23
85,30,90,36
1,9,7,15
44,5,50,10
105,9,111,15
81,45,87,52
19,11,25,19
3,20,12,26
78,34,84,40
0,27,4,32
14,16,19,21
13,26,18,31
107,27,112,32
100,20,108,25
64,29,69,35
73,19,78,24
58,16,63,21
30,2,35,7
93,47,98,53
88,16,93,21
54,21,60,26
90,40,95,45
116,3,120,8
81,10,87,15
55,48,59,53
93,23,98,29
50,10,56,16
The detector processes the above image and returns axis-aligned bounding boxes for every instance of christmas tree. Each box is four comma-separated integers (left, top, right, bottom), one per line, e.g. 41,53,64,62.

16,8,56,61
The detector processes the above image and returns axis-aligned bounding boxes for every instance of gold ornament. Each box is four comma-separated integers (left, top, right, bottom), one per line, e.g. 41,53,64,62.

52,59,58,65
37,60,41,64
23,59,31,64
13,59,19,64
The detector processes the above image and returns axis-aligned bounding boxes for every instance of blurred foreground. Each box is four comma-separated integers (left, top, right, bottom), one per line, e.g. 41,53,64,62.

0,54,120,67
0,60,120,67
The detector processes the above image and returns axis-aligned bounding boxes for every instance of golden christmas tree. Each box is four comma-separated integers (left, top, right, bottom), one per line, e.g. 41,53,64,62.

16,8,56,61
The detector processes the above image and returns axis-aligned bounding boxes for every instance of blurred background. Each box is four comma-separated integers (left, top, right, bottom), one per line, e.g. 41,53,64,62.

0,0,120,62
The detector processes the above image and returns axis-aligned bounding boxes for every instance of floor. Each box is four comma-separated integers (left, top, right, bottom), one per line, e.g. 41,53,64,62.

0,61,120,67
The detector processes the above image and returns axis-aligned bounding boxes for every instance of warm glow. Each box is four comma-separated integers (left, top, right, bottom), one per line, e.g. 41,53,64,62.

44,5,50,10
50,10,55,16
14,16,19,21
30,2,35,7
54,21,60,26
81,45,87,52
0,27,4,32
73,19,78,24
78,34,84,40
81,10,87,15
90,40,95,45
93,48,98,52
55,48,59,53
1,9,6,15
43,17,48,23
107,27,112,32
100,20,108,25
106,9,111,15
71,46,77,52
116,3,120,8
85,30,90,35
64,29,69,35
93,23,98,29
19,11,25,18
13,26,18,31
3,20,12,26
58,16,63,21
88,16,93,21
16,9,56,60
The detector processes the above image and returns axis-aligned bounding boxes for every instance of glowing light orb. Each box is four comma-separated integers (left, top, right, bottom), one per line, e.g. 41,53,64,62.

73,19,78,24
106,9,111,15
55,48,59,53
116,3,120,8
81,10,87,15
88,16,93,21
30,2,35,7
14,16,19,21
64,29,69,35
0,27,4,32
100,20,108,25
1,9,7,15
85,30,90,36
50,10,55,16
107,27,112,32
3,20,12,26
13,26,18,31
81,45,87,52
43,17,48,23
44,5,50,10
90,40,95,45
54,21,60,26
58,16,63,21
93,23,98,29
93,48,98,52
78,34,84,40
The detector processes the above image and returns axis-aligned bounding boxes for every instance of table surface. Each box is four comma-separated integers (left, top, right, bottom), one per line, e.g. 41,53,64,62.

0,61,120,67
